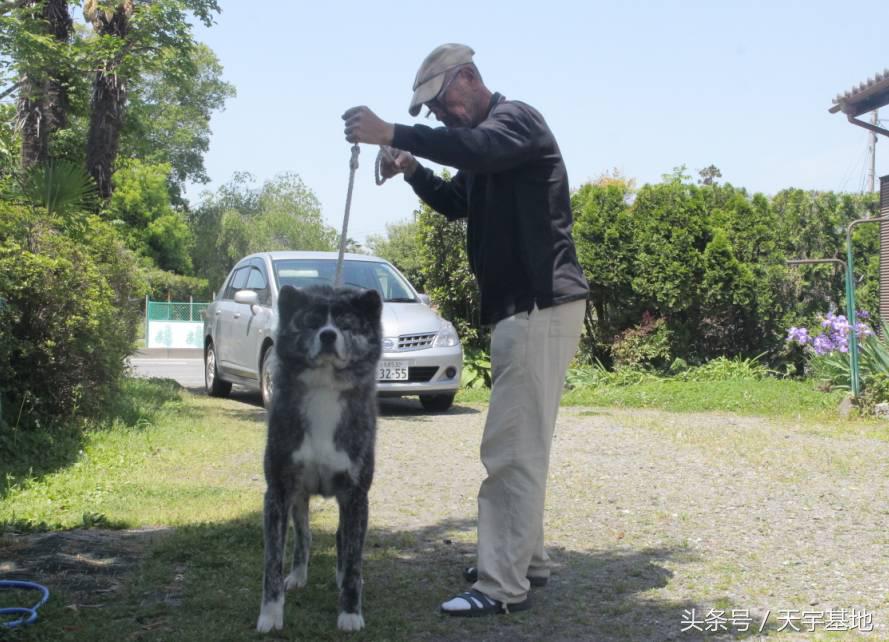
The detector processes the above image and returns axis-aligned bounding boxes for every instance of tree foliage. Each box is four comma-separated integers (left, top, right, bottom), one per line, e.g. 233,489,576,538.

119,42,235,193
19,158,97,218
190,173,338,294
571,176,638,358
81,0,221,196
0,0,231,196
107,158,193,273
772,188,879,322
366,217,424,290
414,199,485,348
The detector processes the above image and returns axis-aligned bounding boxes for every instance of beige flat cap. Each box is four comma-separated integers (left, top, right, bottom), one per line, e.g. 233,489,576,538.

409,43,475,116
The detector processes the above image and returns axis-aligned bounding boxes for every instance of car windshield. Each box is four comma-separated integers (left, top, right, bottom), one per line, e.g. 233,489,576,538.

272,259,417,303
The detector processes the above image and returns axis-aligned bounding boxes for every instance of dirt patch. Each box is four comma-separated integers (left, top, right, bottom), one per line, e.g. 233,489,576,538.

0,528,172,611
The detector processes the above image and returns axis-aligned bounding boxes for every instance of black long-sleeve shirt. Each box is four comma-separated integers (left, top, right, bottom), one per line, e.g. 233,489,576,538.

392,92,589,326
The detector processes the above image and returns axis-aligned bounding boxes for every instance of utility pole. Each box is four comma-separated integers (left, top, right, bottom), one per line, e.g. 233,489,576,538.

867,109,879,192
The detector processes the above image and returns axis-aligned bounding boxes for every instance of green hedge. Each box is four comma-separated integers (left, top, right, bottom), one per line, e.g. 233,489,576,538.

0,207,145,433
143,266,210,301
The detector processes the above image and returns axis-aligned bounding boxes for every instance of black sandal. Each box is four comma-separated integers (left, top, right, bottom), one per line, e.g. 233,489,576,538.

440,588,531,617
462,566,549,587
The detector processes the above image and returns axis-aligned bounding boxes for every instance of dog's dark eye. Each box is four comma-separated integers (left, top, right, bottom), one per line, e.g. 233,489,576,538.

301,310,326,329
332,310,359,328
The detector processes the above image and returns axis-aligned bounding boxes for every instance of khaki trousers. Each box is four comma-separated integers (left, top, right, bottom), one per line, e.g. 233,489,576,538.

472,299,585,604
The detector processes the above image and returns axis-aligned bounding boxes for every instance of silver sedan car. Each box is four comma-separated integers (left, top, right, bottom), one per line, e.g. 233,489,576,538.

203,251,463,411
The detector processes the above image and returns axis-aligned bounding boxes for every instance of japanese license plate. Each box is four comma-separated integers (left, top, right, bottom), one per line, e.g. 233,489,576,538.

377,361,409,381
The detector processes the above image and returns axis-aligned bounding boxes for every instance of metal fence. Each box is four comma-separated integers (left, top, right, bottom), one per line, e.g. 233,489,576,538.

146,299,209,322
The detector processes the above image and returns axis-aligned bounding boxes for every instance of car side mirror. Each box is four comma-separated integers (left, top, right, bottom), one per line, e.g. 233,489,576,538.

418,293,431,306
234,290,259,306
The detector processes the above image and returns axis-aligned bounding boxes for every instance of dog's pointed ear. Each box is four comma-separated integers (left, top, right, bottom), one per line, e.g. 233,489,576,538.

354,288,382,322
278,285,307,321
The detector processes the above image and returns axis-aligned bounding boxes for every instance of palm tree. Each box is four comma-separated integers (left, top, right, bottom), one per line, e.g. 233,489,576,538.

21,159,97,218
16,0,73,168
84,0,133,199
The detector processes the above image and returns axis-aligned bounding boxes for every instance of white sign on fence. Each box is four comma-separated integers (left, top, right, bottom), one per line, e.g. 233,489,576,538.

147,321,203,349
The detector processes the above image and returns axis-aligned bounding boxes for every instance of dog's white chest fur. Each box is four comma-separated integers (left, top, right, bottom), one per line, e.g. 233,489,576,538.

291,369,353,494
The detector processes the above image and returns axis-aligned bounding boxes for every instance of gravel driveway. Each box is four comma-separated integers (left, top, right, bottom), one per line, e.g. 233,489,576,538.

366,402,889,641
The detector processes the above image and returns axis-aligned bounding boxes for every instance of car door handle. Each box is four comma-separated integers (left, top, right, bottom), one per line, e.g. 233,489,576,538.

215,311,221,316
233,313,241,319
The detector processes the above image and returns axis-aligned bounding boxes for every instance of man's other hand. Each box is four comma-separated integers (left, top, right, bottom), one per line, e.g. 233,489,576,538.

380,148,418,180
342,106,395,146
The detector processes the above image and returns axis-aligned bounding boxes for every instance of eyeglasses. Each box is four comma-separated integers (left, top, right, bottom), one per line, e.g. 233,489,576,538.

424,68,460,119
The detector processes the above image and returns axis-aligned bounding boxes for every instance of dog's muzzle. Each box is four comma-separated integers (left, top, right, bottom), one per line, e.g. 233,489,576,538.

311,325,346,363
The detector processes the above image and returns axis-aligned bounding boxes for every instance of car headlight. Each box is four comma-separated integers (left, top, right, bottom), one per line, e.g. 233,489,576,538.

434,321,460,348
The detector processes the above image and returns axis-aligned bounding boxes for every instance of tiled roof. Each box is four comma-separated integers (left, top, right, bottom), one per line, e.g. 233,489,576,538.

830,69,889,116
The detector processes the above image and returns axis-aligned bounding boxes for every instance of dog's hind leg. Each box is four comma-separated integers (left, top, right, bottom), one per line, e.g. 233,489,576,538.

285,492,310,590
257,485,289,633
335,488,368,631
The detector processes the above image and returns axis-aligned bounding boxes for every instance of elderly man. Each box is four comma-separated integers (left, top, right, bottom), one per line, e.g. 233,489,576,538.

343,43,589,617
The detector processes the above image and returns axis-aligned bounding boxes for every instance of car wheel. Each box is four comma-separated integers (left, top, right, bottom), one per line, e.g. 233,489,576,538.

260,348,274,409
419,393,455,412
205,343,232,397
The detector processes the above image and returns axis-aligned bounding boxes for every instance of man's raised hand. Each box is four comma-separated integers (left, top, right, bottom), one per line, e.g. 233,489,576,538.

342,106,395,146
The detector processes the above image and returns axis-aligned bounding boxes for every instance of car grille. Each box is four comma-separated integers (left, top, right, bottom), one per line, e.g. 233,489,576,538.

398,333,436,351
408,367,439,382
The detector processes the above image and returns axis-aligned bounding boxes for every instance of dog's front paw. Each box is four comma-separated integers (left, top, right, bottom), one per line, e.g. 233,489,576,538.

337,612,365,631
285,565,308,590
256,598,284,633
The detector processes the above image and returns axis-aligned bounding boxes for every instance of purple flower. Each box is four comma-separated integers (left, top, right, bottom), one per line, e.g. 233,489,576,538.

856,322,874,338
786,326,810,345
786,310,874,356
812,334,836,355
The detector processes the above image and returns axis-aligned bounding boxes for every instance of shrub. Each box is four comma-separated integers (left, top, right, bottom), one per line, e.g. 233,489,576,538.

673,355,771,381
565,361,661,389
0,206,145,434
565,355,771,391
611,312,672,370
855,372,889,416
143,266,210,301
571,177,878,369
461,347,491,389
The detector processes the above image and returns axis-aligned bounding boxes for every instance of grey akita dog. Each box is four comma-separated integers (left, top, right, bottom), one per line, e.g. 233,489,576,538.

257,284,382,633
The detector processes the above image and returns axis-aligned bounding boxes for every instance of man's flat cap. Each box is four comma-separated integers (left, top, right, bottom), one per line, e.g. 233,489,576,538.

409,43,475,116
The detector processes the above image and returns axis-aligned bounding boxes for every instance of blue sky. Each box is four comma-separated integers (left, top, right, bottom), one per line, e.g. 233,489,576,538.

188,0,889,245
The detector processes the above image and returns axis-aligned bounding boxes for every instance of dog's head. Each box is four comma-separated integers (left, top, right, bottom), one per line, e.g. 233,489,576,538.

275,284,382,378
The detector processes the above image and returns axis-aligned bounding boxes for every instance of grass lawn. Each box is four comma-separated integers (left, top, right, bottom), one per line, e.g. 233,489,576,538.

463,377,849,421
1,376,883,641
561,378,847,418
